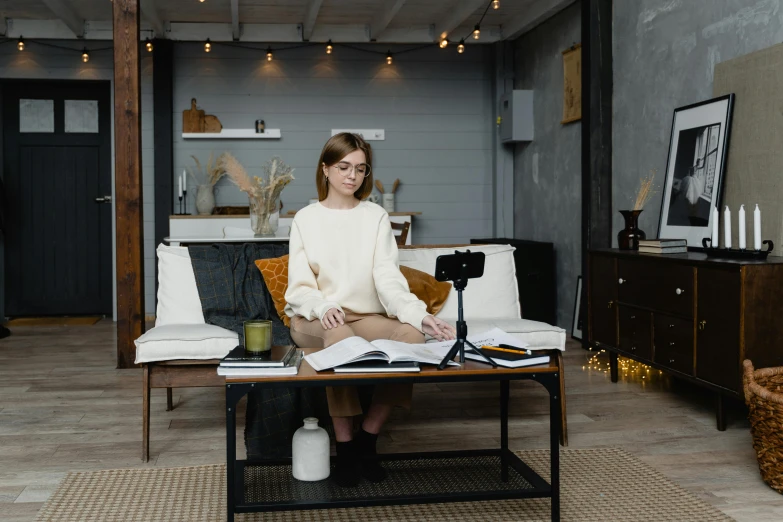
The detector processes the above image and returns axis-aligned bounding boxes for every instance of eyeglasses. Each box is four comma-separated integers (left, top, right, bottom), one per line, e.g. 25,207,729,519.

329,161,371,179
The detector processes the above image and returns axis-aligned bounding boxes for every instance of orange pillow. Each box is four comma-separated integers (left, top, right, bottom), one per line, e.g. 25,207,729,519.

255,255,290,327
255,256,452,326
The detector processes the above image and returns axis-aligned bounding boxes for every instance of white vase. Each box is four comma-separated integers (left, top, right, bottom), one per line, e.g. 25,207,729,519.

292,417,330,481
382,193,395,213
195,185,215,215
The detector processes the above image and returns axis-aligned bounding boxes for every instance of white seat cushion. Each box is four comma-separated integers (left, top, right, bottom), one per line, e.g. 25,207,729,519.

155,245,205,326
134,324,238,364
426,318,565,351
399,244,521,321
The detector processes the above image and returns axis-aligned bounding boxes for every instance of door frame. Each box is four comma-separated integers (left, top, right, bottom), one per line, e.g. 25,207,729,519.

0,78,113,317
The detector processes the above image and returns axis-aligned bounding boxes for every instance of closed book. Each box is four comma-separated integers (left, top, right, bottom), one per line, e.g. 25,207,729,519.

218,350,303,377
220,345,295,367
334,361,421,373
469,348,550,369
638,247,687,254
638,239,687,247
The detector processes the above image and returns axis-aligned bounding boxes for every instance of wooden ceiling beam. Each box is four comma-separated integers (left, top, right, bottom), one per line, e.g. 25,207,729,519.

41,0,85,38
302,0,323,41
230,0,240,41
369,0,407,41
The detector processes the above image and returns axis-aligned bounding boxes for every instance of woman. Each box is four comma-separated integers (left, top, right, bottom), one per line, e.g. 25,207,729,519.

284,133,456,486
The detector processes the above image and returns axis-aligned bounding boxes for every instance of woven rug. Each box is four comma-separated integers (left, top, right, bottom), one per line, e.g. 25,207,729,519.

35,448,733,522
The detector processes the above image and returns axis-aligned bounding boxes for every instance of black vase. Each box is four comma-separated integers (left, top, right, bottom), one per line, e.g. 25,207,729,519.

617,210,646,250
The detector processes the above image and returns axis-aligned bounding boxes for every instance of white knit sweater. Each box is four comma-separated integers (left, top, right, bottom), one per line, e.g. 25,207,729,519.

284,201,429,331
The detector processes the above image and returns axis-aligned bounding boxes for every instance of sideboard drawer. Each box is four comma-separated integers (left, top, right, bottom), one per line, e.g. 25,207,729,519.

617,259,693,317
654,314,694,375
618,305,652,360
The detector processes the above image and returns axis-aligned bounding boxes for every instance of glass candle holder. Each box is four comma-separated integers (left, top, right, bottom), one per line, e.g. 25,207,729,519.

244,320,272,356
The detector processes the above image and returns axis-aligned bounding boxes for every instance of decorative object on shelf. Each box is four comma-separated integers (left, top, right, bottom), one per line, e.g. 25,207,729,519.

701,237,773,260
561,43,582,124
187,152,225,215
204,115,222,133
182,98,205,133
617,171,656,250
255,119,265,133
291,417,330,481
221,153,295,237
743,359,783,494
658,94,735,246
375,178,400,213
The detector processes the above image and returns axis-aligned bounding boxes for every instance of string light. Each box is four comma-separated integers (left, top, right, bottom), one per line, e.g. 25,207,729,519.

439,37,448,48
266,47,273,61
458,39,465,53
473,24,480,40
81,48,89,63
326,40,332,54
204,38,211,52
386,50,393,65
145,38,153,52
17,36,24,51
493,0,500,9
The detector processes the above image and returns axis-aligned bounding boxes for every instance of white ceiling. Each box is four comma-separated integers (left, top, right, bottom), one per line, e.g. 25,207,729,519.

0,0,575,43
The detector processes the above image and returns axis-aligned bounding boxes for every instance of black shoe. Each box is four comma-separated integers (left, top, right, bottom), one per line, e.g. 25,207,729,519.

333,440,361,487
356,428,387,483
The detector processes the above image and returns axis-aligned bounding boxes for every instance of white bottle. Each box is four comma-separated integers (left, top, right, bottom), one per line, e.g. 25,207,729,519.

292,417,330,481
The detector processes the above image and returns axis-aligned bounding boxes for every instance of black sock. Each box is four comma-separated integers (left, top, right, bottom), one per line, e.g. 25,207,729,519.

333,440,360,487
356,428,387,483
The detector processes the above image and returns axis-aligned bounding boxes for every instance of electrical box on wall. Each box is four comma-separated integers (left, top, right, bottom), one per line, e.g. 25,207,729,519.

499,90,533,143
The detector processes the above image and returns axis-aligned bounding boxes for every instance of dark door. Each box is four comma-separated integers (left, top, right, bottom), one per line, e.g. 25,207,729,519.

588,254,617,347
2,81,112,316
696,267,741,391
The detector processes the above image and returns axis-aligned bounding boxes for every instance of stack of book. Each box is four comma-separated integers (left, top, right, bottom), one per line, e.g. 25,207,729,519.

638,239,687,254
217,345,303,377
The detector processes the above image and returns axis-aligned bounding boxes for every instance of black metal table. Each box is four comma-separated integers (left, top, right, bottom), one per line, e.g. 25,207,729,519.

225,348,561,521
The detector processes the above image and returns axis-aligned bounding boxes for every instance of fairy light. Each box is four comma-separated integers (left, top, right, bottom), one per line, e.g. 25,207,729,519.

458,39,465,53
326,40,333,54
145,38,153,52
17,36,24,51
81,48,89,63
473,24,480,40
204,39,211,52
439,37,448,48
386,50,393,65
493,0,500,9
266,47,273,61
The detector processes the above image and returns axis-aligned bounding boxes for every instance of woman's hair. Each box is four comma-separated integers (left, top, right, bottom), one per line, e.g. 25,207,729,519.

316,132,373,201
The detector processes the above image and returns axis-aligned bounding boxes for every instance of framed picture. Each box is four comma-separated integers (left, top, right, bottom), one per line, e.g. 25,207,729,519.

658,94,735,246
571,276,583,341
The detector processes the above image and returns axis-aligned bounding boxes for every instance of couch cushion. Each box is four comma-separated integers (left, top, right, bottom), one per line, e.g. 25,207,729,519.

462,318,566,351
134,324,238,364
155,245,205,326
255,255,291,327
399,265,452,316
399,244,521,321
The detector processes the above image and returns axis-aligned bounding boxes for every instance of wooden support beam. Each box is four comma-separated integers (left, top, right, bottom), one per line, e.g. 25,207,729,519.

113,0,145,369
139,0,165,37
230,0,240,41
501,0,576,40
581,0,613,347
369,0,407,40
302,0,323,41
41,0,85,37
153,38,173,299
434,0,484,40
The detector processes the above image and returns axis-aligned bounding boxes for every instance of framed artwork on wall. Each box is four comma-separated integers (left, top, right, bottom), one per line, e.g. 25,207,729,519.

571,276,583,341
561,44,582,124
657,94,735,246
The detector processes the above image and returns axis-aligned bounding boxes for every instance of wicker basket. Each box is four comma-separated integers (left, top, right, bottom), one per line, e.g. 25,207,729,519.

743,359,783,493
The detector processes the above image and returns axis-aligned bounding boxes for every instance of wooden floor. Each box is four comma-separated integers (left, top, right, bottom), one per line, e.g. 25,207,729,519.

1,320,782,521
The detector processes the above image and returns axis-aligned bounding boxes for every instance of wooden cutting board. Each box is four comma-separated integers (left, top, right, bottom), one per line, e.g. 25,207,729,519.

204,115,222,133
183,98,205,133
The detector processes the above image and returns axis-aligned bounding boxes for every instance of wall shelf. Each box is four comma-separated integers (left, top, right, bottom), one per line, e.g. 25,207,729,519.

182,129,281,139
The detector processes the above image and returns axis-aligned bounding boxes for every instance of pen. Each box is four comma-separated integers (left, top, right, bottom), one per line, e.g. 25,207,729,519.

481,345,532,355
499,344,531,353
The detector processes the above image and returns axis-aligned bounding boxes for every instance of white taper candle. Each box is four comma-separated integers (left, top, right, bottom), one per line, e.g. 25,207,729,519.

754,204,762,250
711,206,719,247
724,206,732,249
738,204,746,249
178,176,183,198
182,169,187,192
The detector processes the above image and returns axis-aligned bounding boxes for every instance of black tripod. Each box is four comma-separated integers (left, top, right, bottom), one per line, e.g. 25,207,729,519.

437,265,497,370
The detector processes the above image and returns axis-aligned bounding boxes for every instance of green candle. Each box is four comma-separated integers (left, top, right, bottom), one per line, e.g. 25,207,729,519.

244,320,272,356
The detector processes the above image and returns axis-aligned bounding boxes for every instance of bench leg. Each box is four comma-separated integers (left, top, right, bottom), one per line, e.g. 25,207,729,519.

166,387,174,411
142,364,151,462
555,351,568,447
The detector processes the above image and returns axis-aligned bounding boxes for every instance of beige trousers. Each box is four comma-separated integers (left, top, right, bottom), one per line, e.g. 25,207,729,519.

290,310,424,417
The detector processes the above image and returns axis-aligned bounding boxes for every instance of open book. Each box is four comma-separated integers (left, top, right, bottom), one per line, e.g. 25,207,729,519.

305,337,457,372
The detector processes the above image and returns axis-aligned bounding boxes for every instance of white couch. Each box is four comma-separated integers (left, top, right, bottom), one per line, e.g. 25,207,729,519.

135,243,565,363
136,243,567,460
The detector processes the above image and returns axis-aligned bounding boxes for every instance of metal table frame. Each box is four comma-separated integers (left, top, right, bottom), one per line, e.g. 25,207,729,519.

226,367,561,521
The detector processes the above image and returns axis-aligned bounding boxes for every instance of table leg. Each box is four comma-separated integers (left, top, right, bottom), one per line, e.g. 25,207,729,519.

609,351,619,383
500,380,509,482
226,384,245,522
550,375,561,522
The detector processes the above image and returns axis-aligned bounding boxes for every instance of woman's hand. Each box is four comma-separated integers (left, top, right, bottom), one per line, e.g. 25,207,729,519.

421,315,456,341
321,308,345,330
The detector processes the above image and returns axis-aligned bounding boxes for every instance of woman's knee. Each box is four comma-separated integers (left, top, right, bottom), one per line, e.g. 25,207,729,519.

389,323,425,344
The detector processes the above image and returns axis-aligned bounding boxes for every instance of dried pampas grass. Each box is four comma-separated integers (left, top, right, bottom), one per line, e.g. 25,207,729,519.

187,152,225,187
633,170,657,210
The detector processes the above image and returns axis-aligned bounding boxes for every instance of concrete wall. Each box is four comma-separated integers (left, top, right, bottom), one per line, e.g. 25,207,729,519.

0,41,156,318
172,43,496,245
513,2,582,330
613,0,783,239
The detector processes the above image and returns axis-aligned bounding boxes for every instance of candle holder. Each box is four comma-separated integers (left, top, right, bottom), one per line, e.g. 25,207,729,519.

701,238,774,260
183,189,188,215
